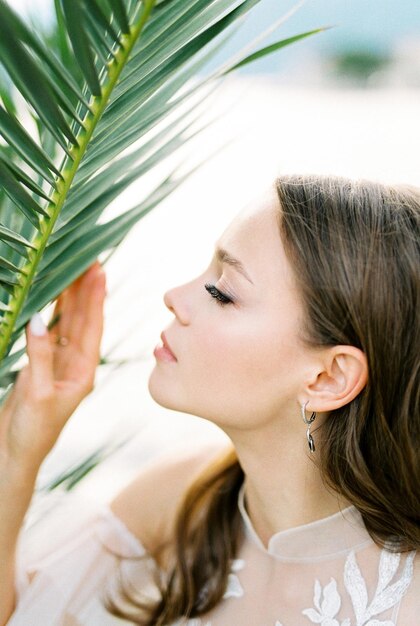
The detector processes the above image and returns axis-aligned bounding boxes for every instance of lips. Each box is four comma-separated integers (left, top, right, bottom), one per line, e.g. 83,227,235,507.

161,331,177,360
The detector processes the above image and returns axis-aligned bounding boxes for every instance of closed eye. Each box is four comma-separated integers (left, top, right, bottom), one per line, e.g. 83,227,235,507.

204,283,233,306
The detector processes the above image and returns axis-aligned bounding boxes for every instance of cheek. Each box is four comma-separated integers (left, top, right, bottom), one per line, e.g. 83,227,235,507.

184,315,302,412
148,303,306,427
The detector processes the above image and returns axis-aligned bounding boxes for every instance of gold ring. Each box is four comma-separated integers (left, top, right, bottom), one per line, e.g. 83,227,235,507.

56,336,69,346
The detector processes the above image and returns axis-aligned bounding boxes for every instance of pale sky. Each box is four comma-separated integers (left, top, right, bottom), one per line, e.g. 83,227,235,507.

9,0,420,78
10,0,420,54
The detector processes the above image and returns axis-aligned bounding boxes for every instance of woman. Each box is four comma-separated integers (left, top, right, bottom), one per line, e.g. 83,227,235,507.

0,174,418,625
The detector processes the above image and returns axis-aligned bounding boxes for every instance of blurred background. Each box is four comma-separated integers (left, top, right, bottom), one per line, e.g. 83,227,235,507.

10,0,420,505
13,0,420,87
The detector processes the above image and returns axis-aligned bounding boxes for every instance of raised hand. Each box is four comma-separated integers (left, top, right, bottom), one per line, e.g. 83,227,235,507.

0,261,106,473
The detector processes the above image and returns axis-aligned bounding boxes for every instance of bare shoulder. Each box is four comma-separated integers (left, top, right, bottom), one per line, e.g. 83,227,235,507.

110,442,230,553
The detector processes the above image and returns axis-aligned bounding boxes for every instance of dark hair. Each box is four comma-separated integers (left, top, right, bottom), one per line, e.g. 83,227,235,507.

107,174,420,625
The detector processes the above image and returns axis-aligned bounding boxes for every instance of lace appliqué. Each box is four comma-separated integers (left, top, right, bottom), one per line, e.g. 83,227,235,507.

302,548,416,626
302,577,350,626
222,558,246,599
344,548,415,626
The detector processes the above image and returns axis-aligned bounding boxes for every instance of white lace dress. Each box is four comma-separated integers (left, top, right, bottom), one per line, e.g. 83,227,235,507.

9,480,419,625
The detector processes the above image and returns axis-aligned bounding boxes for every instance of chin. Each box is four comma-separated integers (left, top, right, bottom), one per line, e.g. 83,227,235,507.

148,373,169,407
147,370,182,411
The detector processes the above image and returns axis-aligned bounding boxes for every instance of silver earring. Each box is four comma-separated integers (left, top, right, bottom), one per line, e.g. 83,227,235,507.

301,401,316,453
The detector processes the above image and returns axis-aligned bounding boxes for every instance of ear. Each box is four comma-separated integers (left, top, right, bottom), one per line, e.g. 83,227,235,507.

298,346,368,412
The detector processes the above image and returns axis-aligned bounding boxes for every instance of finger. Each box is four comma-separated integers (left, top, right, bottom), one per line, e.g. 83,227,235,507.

79,268,106,359
48,290,67,335
50,289,69,338
54,262,102,342
67,264,105,346
26,313,55,395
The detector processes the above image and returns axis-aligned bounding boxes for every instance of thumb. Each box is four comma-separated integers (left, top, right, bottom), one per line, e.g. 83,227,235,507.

26,313,54,393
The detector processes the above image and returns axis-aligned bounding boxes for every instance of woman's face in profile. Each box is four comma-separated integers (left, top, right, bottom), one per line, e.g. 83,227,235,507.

148,188,312,432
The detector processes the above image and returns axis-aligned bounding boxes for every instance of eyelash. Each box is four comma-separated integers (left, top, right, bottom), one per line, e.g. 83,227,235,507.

204,283,233,306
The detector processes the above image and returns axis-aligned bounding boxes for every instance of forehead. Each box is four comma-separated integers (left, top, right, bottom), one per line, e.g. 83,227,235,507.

217,186,281,257
216,186,295,290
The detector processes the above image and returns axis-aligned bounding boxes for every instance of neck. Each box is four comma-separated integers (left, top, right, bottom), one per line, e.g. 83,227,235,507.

226,422,352,549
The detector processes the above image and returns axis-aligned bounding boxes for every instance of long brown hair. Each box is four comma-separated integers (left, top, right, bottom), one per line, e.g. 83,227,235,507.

107,175,420,624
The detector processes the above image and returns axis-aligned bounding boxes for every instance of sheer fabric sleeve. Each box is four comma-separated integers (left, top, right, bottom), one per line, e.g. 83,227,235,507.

9,491,159,626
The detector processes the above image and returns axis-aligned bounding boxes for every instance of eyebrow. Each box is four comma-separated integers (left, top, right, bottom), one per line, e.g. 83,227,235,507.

215,246,254,285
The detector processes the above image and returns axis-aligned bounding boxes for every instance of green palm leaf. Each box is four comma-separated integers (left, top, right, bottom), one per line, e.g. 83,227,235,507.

0,0,328,387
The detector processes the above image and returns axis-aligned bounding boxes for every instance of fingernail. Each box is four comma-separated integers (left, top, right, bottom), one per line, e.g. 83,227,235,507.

30,313,47,336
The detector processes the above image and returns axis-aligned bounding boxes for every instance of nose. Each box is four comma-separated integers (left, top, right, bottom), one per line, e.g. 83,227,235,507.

163,283,189,325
